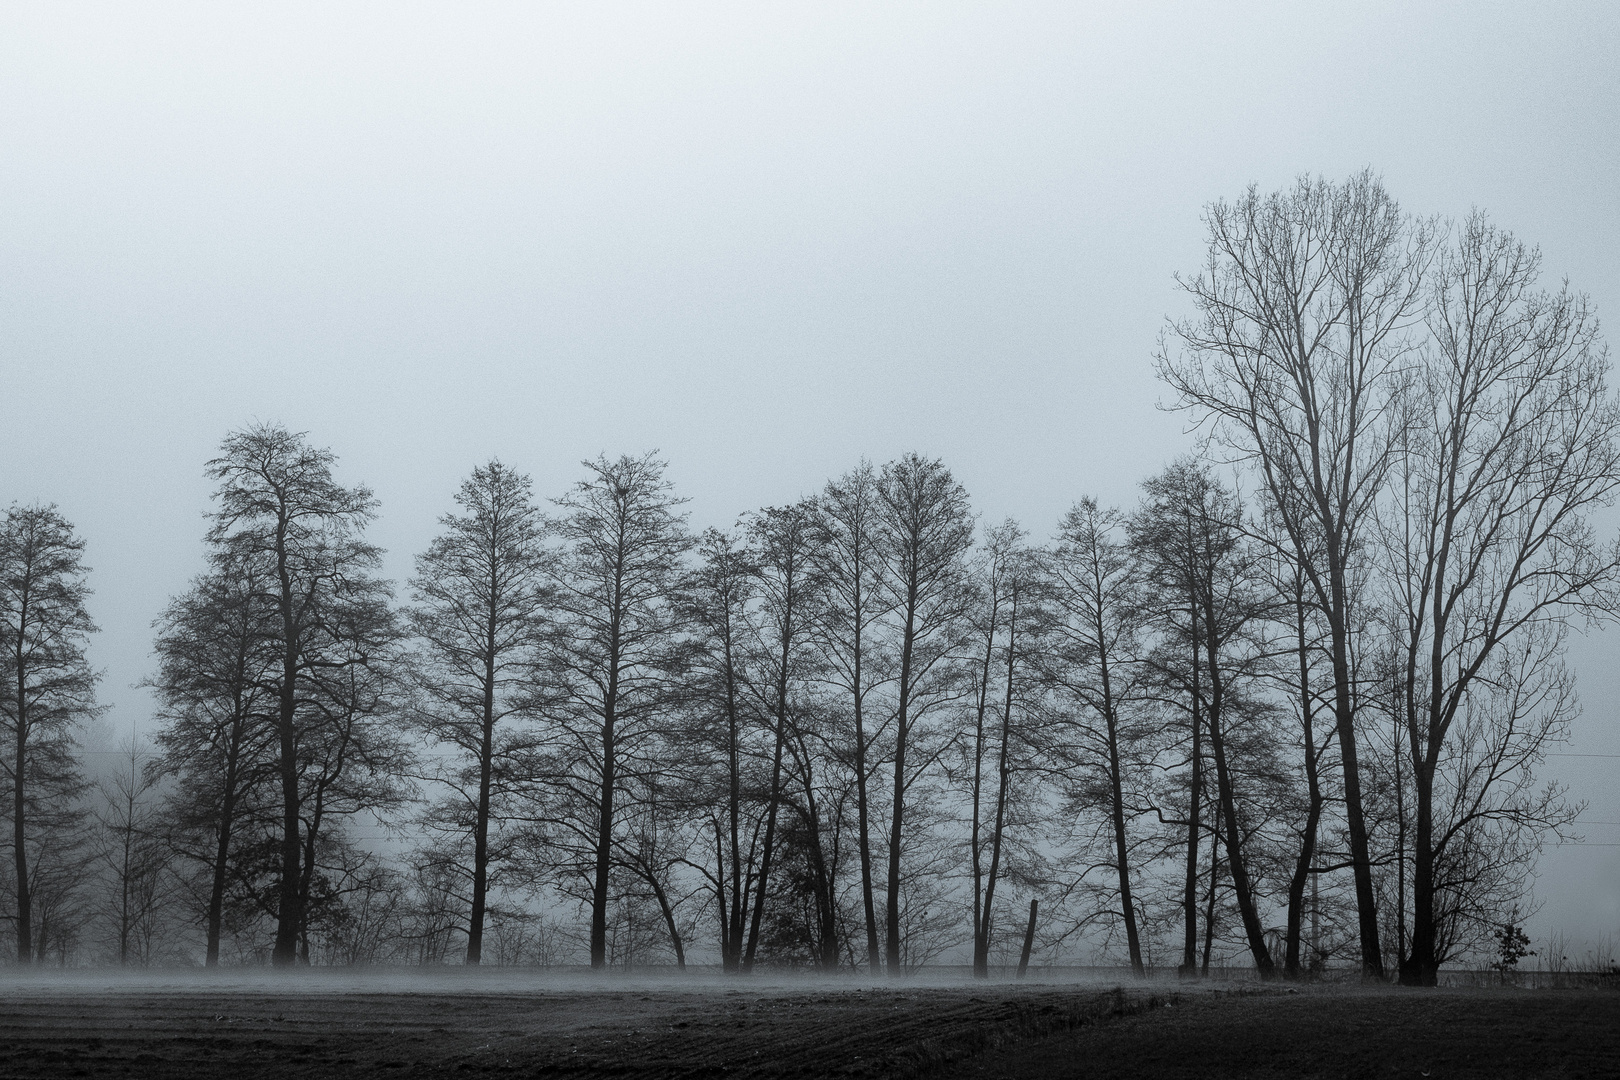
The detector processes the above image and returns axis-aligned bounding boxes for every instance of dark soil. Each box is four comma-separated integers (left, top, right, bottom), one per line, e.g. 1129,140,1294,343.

0,978,1611,1079
945,986,1620,1080
0,979,1143,1079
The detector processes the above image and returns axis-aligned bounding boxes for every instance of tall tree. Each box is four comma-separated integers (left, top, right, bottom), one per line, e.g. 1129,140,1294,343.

676,528,761,971
0,504,98,965
876,453,975,974
739,503,834,969
205,422,393,966
543,453,691,969
1043,499,1150,977
1130,466,1212,977
1383,213,1619,985
955,520,1041,978
1158,171,1433,978
409,460,551,965
810,462,893,972
1134,464,1279,977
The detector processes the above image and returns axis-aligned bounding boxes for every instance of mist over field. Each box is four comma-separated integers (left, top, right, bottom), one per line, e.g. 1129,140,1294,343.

1,1,1618,1005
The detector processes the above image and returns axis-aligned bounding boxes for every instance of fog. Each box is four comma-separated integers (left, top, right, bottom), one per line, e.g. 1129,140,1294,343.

0,966,1173,995
2,3,1618,958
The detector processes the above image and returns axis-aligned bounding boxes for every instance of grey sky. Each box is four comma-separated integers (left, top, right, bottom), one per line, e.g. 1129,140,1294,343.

3,2,1618,948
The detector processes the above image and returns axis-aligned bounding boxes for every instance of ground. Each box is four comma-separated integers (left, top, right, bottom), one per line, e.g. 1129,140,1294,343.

0,973,1612,1079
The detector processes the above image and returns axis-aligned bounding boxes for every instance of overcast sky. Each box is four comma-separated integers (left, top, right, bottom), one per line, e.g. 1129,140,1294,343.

3,1,1617,949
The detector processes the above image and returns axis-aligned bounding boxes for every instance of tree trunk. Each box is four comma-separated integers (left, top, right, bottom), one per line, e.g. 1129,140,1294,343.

1201,825,1219,975
206,791,233,967
1327,563,1383,979
800,799,840,970
205,723,245,968
1282,595,1323,980
1091,587,1144,978
647,869,685,970
724,635,744,971
712,820,731,969
1402,765,1439,986
853,658,880,972
743,716,785,972
589,696,616,969
885,592,916,976
272,656,302,966
271,536,303,968
1016,899,1037,978
1105,704,1144,977
1179,680,1201,978
13,668,30,966
976,600,1018,979
467,706,494,965
969,593,995,979
1205,685,1275,977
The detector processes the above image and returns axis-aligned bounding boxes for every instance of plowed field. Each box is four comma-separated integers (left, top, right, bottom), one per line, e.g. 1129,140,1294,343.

0,975,1611,1079
0,975,1150,1078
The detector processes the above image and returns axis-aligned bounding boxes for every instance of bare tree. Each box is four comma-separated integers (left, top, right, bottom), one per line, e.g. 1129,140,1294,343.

1042,499,1151,976
92,738,171,965
809,461,893,971
0,504,98,965
675,527,763,971
205,423,394,966
876,453,975,974
735,503,833,969
1381,213,1619,984
542,453,691,969
1134,464,1281,977
953,520,1042,978
1158,172,1434,978
409,460,551,965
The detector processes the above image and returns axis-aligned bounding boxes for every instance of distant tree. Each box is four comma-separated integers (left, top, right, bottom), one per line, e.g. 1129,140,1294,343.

1159,172,1434,978
91,738,170,966
876,453,975,973
408,460,551,965
21,832,94,966
541,453,691,969
0,504,99,965
204,422,395,966
1489,918,1534,983
308,857,406,965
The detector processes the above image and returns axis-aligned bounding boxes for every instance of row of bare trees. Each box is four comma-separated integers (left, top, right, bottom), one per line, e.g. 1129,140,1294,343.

2,174,1613,982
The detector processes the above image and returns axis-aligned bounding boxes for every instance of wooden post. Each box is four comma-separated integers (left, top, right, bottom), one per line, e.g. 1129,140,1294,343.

1016,899,1038,979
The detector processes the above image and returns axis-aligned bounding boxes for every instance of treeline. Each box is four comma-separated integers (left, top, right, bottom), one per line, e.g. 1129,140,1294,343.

2,173,1615,985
